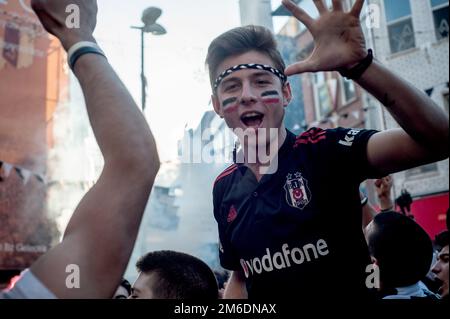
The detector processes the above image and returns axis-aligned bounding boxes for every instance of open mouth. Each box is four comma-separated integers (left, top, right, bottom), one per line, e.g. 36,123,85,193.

240,111,264,128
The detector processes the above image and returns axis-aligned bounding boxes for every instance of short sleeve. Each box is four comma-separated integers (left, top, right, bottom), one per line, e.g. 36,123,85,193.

0,269,57,299
326,127,382,181
213,182,242,271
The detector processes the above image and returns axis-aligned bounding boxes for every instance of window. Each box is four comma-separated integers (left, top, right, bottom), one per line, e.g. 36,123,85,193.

312,73,332,120
384,0,416,54
341,77,357,105
431,0,449,40
406,163,438,178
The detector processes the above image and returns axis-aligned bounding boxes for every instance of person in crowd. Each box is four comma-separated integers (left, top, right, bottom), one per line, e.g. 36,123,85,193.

209,0,449,299
113,279,132,299
1,0,160,298
129,251,218,299
361,176,394,228
432,230,449,300
365,212,439,299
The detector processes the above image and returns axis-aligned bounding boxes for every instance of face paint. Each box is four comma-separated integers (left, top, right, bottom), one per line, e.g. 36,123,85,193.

222,97,239,114
261,90,281,105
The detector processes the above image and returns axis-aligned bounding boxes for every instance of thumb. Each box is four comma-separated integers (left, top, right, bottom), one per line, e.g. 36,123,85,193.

285,59,317,76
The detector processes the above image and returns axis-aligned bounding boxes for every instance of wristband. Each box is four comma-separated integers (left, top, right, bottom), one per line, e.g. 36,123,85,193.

67,41,106,70
338,49,373,80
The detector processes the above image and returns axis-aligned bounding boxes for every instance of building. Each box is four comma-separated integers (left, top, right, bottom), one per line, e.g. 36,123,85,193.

368,0,449,237
0,0,68,285
276,25,307,135
239,0,274,30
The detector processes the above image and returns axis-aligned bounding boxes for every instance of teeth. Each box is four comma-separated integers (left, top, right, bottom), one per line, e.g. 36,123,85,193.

242,112,262,119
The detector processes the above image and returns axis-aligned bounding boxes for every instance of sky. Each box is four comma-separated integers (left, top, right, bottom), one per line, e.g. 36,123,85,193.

93,0,289,162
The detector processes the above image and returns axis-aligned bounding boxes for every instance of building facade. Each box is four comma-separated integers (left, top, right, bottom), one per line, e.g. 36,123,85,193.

0,0,68,283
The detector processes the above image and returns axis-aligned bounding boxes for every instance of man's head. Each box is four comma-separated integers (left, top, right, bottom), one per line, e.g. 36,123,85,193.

366,212,433,289
131,251,218,299
206,25,291,148
432,231,449,298
113,278,131,299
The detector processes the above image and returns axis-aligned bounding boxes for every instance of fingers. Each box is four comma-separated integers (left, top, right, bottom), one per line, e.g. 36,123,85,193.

313,0,328,15
350,0,365,17
285,60,317,76
332,0,343,11
282,0,314,30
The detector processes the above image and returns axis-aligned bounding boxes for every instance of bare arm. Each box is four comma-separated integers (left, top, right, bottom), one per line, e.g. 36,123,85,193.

29,0,159,298
282,0,449,176
223,271,248,299
357,63,449,175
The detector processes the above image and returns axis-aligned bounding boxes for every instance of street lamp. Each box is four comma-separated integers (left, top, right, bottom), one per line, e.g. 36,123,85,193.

131,7,167,111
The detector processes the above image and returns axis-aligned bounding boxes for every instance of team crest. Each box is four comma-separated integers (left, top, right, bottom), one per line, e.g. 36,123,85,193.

284,172,311,210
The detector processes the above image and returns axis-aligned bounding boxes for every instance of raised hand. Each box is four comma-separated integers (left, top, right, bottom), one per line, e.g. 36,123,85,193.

282,0,367,75
31,0,98,50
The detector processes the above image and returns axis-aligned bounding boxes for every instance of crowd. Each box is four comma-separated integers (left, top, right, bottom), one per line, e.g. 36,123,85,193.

0,0,448,301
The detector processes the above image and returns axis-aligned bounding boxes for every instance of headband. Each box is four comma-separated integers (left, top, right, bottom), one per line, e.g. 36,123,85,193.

213,63,287,92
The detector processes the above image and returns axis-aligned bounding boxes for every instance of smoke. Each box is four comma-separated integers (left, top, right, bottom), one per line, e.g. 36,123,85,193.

46,75,103,239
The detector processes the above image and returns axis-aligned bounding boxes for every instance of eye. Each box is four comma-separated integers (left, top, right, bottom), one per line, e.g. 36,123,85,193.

257,79,271,85
224,84,239,91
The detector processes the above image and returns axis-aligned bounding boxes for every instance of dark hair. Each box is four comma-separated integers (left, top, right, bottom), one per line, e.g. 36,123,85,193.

206,25,286,90
435,230,449,250
119,278,132,295
213,269,230,290
367,212,433,289
136,250,218,299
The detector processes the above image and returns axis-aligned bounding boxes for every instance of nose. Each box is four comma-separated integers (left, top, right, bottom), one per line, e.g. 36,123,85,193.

431,262,440,274
240,81,257,106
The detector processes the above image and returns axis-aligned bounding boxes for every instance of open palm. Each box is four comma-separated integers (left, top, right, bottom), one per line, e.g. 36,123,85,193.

282,0,368,75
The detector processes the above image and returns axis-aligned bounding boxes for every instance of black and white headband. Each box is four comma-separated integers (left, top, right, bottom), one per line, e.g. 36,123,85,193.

213,64,287,92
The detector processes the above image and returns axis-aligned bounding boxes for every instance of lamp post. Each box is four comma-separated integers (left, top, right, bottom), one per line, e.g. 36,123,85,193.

131,7,166,111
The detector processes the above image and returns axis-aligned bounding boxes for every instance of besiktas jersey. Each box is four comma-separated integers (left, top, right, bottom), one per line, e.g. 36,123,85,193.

213,127,381,299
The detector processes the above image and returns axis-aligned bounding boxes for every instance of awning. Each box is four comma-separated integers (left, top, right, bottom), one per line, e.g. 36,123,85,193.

411,192,449,239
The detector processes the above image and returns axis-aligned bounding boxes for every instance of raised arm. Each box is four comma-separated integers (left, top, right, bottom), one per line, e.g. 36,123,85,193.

29,0,160,298
282,0,449,176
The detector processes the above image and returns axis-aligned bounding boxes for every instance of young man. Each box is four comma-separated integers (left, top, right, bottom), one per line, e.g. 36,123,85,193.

1,0,159,298
432,230,449,300
130,251,218,299
208,0,449,299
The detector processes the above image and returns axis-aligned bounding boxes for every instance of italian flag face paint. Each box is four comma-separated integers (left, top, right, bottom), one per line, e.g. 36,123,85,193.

222,97,239,114
261,90,281,105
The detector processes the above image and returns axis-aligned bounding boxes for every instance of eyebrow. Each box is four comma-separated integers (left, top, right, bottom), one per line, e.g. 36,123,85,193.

219,71,274,86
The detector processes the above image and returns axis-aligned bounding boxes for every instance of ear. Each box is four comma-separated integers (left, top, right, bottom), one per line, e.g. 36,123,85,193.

282,82,292,108
212,94,224,118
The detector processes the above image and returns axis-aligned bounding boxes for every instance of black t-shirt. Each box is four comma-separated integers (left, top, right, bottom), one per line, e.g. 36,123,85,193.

213,128,381,299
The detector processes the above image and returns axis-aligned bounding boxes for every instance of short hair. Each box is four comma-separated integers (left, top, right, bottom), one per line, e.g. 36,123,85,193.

435,230,449,250
206,25,286,90
120,278,131,295
367,212,433,289
136,250,218,299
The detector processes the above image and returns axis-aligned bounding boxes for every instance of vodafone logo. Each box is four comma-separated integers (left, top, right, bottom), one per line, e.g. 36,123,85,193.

240,239,330,278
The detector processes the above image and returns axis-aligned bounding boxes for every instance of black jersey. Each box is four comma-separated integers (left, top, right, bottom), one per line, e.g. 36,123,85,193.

213,127,381,299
